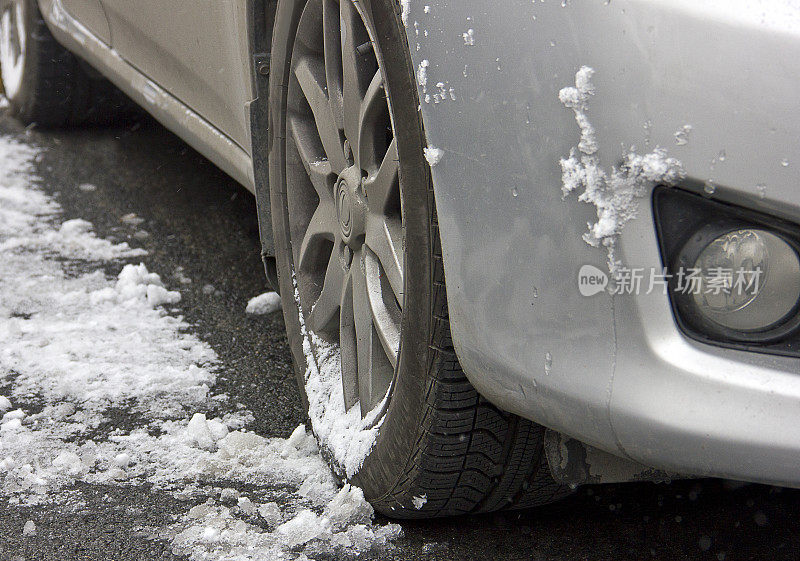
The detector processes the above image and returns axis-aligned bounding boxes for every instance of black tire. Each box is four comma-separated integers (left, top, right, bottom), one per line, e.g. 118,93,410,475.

0,0,131,126
268,0,568,518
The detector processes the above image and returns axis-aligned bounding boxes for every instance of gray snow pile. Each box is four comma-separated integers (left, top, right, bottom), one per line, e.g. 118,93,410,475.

245,292,282,315
0,135,401,559
558,66,685,272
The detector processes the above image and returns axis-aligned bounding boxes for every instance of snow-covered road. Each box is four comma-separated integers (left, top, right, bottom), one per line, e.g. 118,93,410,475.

0,134,401,559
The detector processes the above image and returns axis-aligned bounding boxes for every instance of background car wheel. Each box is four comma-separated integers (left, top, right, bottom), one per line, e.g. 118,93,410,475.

269,0,569,518
0,0,131,126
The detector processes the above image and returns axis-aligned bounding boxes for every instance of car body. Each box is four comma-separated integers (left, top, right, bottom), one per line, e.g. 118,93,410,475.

28,0,800,489
403,0,800,488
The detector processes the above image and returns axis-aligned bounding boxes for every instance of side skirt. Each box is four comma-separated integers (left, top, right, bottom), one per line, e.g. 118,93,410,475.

37,0,256,193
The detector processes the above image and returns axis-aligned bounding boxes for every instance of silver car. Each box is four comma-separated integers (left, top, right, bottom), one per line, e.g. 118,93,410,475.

3,0,800,518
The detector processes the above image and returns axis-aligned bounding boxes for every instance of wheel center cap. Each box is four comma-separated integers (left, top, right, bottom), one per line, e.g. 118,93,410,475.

336,166,366,245
337,184,352,237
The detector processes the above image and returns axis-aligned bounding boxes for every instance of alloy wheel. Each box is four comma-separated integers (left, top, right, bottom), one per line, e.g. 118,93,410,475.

286,0,403,417
0,0,25,98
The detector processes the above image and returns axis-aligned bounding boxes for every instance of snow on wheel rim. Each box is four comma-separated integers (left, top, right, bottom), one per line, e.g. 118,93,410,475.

0,0,26,99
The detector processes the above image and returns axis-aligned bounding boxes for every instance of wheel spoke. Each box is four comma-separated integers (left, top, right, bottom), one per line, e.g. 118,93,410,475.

321,0,344,132
365,214,404,306
289,116,336,203
294,56,347,173
357,69,388,172
364,137,398,214
352,249,394,415
339,271,359,410
339,0,370,150
308,248,345,333
298,200,337,272
0,11,9,57
364,249,401,368
13,3,21,58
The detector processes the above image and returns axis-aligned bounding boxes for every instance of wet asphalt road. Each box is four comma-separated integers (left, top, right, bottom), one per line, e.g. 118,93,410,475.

1,112,800,561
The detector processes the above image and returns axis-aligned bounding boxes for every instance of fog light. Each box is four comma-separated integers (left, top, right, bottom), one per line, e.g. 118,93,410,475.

691,229,800,332
655,186,800,352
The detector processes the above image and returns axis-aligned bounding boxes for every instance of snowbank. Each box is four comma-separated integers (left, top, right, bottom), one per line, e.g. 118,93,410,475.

0,134,401,559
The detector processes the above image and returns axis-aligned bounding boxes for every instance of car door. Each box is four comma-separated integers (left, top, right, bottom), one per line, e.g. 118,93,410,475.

99,0,255,153
61,0,110,44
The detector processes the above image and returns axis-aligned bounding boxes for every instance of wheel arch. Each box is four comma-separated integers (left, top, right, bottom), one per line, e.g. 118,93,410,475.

398,0,623,457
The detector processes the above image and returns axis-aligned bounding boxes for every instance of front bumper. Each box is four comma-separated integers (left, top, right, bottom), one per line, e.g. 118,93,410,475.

406,0,800,486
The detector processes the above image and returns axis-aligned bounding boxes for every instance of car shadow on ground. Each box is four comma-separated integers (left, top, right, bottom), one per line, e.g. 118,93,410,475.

397,478,799,561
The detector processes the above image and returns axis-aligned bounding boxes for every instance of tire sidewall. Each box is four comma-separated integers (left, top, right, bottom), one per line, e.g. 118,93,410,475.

268,0,435,510
268,0,310,414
